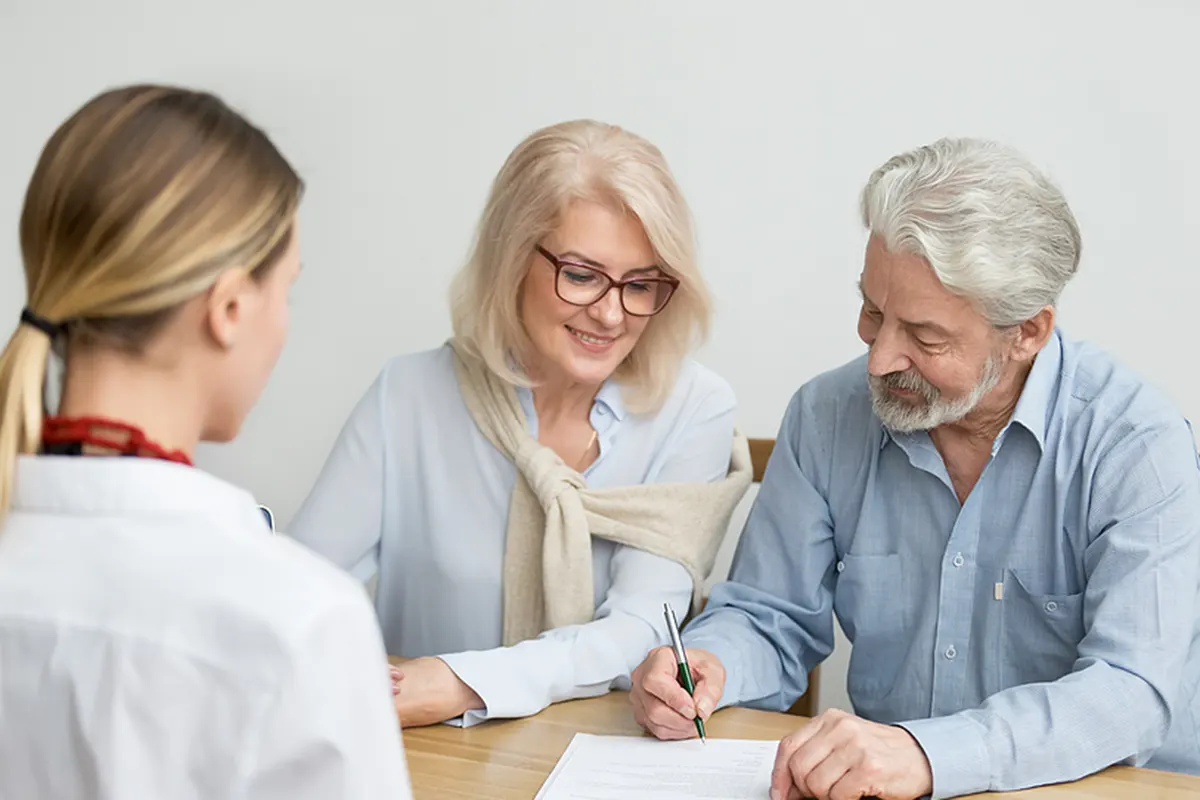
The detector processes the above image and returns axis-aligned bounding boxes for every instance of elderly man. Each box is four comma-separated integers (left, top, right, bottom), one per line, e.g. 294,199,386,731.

630,138,1200,800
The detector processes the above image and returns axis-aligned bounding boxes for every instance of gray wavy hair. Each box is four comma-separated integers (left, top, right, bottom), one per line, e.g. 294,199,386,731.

860,138,1082,327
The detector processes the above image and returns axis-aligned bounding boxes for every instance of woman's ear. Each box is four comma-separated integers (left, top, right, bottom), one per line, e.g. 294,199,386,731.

205,269,253,349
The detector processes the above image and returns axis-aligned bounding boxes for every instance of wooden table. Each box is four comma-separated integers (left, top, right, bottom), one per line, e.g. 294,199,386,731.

400,691,1200,798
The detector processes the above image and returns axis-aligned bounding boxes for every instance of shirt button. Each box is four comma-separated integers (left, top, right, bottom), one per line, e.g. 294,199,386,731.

945,644,957,660
836,561,845,573
952,553,964,568
1045,601,1058,612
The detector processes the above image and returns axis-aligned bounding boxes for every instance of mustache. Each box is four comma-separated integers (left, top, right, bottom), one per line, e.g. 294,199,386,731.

869,368,939,403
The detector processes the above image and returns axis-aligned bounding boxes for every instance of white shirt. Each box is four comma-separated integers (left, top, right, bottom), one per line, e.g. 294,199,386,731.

0,456,412,800
288,344,737,725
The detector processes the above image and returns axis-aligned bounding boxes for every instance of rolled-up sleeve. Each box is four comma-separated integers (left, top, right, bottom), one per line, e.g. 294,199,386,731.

683,388,838,712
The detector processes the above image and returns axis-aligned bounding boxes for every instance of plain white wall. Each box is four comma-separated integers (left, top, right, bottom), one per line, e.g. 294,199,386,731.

3,0,1199,715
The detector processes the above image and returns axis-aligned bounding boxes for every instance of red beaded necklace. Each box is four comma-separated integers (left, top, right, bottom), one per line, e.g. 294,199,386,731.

42,416,193,466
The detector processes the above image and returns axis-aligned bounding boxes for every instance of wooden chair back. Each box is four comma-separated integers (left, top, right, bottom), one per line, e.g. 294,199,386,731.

745,438,821,719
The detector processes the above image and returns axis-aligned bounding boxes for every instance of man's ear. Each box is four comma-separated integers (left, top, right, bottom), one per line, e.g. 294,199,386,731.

205,269,252,349
1010,306,1055,362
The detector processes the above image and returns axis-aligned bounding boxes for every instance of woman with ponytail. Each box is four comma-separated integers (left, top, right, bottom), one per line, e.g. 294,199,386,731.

0,85,411,799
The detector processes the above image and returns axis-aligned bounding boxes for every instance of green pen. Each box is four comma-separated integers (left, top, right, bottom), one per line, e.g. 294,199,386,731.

663,602,706,742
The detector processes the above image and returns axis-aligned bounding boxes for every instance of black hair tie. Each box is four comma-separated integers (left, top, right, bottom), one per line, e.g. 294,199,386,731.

19,308,65,339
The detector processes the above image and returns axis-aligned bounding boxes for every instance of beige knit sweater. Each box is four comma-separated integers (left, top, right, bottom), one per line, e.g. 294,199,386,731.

448,340,753,646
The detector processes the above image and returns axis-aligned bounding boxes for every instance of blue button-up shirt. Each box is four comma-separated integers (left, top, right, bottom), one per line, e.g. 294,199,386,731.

684,330,1200,798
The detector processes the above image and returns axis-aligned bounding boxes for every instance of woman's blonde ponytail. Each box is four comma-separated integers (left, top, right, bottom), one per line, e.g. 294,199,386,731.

0,322,55,516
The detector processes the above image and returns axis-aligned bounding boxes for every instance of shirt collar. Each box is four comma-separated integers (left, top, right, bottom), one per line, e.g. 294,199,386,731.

1006,328,1062,451
877,328,1062,453
12,456,268,533
594,379,627,421
516,378,629,428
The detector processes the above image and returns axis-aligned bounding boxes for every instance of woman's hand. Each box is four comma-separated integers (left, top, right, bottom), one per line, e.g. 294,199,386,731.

391,656,484,727
389,663,404,696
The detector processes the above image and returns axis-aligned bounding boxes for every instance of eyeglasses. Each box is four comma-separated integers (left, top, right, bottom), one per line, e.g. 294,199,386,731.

535,245,679,317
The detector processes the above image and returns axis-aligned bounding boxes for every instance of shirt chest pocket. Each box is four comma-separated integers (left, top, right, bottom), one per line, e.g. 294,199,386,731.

999,568,1086,687
834,553,908,702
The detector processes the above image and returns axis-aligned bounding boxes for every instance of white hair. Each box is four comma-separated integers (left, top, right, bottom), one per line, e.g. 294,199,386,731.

860,137,1082,327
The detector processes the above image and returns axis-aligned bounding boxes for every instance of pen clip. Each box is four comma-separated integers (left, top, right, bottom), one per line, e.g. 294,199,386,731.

663,602,686,663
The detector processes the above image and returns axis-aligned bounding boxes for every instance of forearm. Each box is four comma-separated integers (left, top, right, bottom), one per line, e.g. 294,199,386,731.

682,609,789,710
901,661,1170,798
441,610,668,725
684,578,833,711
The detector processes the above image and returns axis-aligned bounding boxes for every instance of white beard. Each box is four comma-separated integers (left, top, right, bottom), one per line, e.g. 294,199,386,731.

868,353,1003,433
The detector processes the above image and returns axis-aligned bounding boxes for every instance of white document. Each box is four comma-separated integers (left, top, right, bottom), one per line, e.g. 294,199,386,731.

534,733,776,799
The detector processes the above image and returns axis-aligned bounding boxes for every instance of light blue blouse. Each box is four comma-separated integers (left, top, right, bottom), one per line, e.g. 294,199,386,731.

288,344,737,724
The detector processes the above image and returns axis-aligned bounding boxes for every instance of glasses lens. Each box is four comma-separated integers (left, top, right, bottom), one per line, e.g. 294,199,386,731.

556,263,609,305
622,280,675,316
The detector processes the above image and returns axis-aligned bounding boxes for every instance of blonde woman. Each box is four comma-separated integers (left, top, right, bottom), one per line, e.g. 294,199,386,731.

0,86,411,798
289,120,752,727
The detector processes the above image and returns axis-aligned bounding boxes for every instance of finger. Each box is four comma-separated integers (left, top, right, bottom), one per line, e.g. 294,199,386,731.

647,721,697,741
787,711,832,753
645,702,700,739
802,743,855,800
688,661,724,719
637,703,696,740
632,679,697,740
828,769,868,800
773,716,842,800
656,723,699,741
630,689,657,731
787,727,848,799
691,673,725,719
643,668,699,719
771,721,822,800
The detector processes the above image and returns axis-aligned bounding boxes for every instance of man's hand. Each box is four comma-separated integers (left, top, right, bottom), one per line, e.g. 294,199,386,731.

630,646,726,740
770,709,933,800
391,656,483,728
